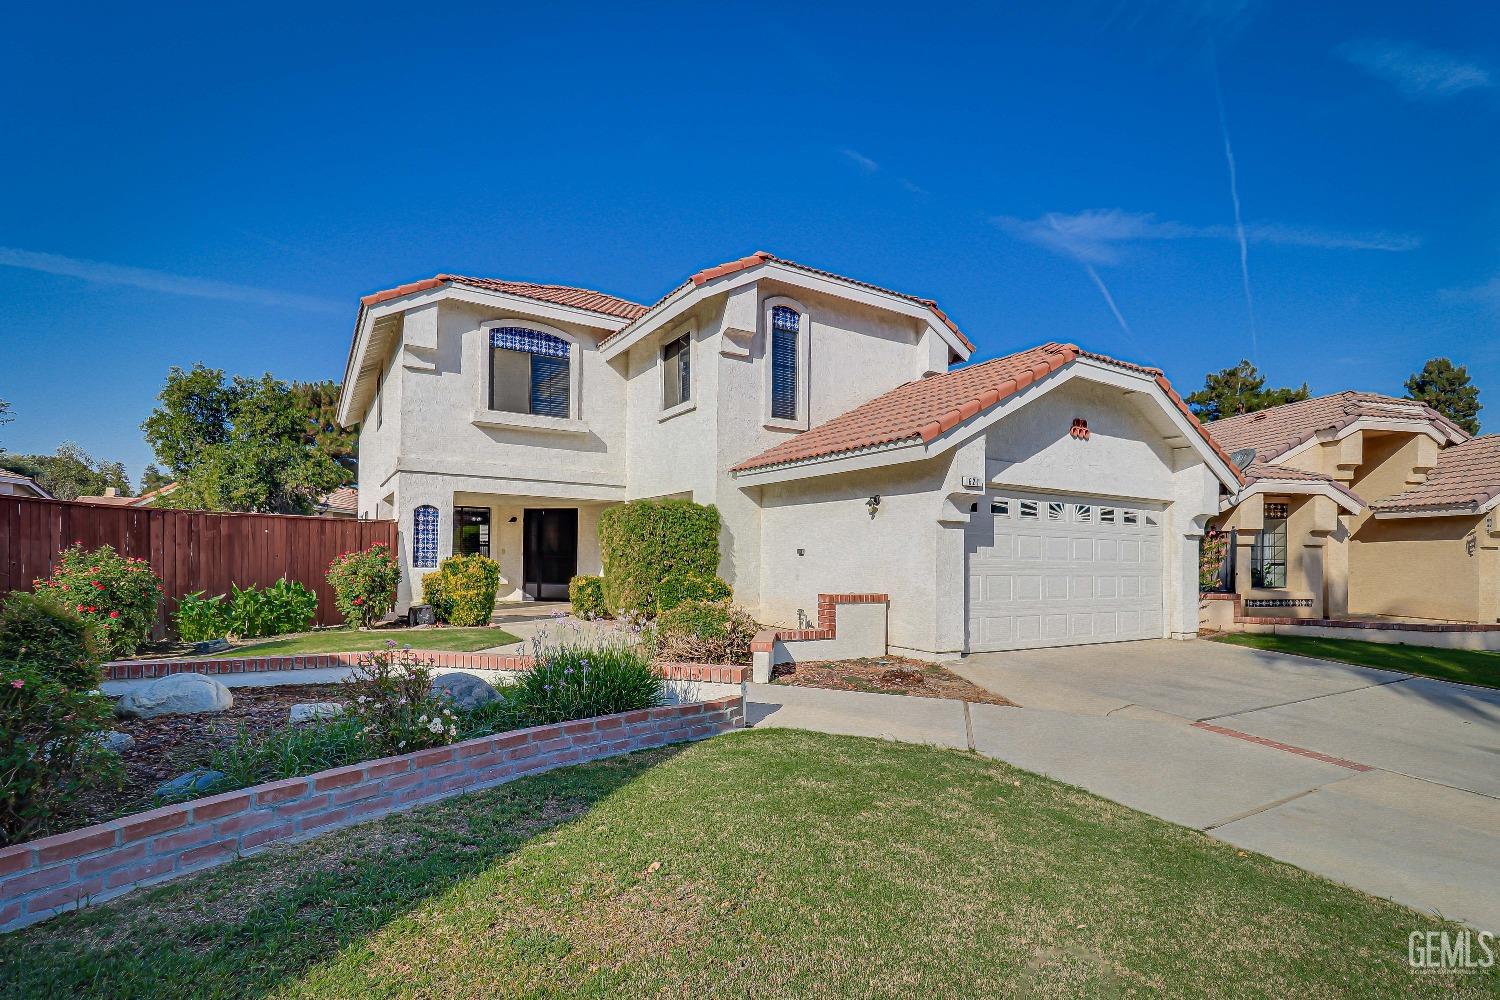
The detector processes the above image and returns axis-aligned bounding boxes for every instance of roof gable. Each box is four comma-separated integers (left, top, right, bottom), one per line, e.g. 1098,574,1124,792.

1371,435,1500,515
359,275,647,320
730,342,1241,484
1205,391,1467,463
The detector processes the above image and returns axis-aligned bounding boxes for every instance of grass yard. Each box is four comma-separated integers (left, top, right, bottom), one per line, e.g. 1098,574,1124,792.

1213,632,1500,689
3,729,1491,1000
197,626,520,657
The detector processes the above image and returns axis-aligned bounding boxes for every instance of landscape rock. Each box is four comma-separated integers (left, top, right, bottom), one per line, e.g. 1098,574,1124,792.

289,702,344,724
156,769,225,799
429,672,498,710
192,638,232,655
116,673,233,719
98,730,136,753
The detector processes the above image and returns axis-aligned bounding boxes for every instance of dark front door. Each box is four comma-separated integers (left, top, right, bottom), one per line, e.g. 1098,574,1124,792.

523,508,577,600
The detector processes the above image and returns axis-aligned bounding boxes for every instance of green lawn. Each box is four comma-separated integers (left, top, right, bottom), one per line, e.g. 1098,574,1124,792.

1213,632,1500,689
201,626,520,657
3,730,1490,1000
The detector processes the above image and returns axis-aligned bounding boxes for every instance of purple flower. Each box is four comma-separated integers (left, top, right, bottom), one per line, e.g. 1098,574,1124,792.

385,639,398,648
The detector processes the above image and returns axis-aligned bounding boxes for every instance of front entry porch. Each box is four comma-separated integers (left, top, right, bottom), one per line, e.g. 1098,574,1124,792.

449,492,609,604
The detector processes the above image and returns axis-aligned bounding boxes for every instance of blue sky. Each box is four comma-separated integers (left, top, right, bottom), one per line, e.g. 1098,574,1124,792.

2,1,1496,483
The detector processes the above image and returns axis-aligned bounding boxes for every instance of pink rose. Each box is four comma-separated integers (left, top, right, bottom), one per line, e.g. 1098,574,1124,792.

10,680,22,689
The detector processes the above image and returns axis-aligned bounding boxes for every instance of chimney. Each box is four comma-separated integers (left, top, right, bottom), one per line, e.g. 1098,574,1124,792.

104,487,118,497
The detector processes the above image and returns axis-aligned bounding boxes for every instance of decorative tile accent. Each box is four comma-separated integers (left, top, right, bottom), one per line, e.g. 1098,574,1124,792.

771,305,800,333
413,505,439,568
490,327,570,358
1244,598,1312,609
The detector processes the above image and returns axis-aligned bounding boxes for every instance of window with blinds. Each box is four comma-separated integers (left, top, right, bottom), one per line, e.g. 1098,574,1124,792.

662,332,691,409
770,305,800,420
489,327,571,418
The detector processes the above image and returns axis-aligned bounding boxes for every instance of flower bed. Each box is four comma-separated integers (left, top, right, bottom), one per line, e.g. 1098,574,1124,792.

0,682,745,933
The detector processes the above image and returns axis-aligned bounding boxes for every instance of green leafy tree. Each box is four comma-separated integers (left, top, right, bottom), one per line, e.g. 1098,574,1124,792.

289,380,358,474
1186,360,1310,422
142,365,350,514
1405,357,1481,435
139,464,173,494
0,443,131,500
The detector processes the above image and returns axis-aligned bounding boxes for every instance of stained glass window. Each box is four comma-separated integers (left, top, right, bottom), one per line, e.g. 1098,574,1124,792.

413,505,439,568
770,306,799,420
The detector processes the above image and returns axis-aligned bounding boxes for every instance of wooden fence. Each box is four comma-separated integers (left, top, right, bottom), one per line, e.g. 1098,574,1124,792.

0,495,399,638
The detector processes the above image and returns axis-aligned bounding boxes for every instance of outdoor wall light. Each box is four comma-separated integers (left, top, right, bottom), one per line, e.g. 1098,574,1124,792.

866,495,882,518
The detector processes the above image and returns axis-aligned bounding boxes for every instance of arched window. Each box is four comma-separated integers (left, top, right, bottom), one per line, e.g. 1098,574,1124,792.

770,305,801,420
413,505,439,568
490,327,571,418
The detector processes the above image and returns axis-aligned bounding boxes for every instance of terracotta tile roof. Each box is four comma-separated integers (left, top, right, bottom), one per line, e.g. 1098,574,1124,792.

1370,435,1500,513
1205,391,1467,463
1242,463,1364,507
605,251,976,352
359,275,647,321
730,342,1240,479
315,486,359,514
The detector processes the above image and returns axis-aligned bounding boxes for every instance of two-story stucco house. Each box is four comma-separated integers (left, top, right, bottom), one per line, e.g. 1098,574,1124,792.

1206,392,1500,623
335,252,1240,659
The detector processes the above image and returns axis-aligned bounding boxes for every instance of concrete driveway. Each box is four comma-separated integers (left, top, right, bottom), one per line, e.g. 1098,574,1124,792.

751,639,1500,931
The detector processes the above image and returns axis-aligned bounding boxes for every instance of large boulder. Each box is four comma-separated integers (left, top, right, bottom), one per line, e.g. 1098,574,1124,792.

116,673,233,719
289,702,343,724
429,672,498,710
156,769,225,800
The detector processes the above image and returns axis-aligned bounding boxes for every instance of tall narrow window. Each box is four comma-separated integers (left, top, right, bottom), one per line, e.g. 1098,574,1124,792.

662,332,691,409
452,506,491,558
770,305,800,420
413,505,439,568
490,327,571,418
1252,505,1289,588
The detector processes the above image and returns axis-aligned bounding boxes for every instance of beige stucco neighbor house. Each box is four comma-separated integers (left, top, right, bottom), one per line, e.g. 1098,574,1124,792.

1204,392,1500,623
335,252,1240,659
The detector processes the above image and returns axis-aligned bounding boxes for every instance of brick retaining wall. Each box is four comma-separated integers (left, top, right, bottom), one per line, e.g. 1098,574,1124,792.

0,694,745,933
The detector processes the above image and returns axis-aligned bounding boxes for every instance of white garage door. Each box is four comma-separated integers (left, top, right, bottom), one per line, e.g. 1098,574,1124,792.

965,491,1164,652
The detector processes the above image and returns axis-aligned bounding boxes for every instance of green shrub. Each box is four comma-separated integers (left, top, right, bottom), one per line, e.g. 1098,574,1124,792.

341,642,457,754
568,575,608,620
421,571,452,622
174,591,231,643
33,544,164,658
657,600,757,664
226,579,318,638
326,544,401,628
655,573,732,612
0,660,117,845
512,632,663,727
438,554,499,627
598,499,721,617
206,715,371,793
0,591,103,690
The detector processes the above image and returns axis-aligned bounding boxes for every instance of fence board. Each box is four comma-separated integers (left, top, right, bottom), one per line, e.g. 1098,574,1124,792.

0,496,398,638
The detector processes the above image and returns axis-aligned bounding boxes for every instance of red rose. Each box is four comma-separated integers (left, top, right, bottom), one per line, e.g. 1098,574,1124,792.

93,581,105,589
87,606,97,613
76,604,85,612
109,611,120,619
353,597,365,606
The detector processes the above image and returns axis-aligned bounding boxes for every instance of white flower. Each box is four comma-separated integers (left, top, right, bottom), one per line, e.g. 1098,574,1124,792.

427,719,444,734
398,740,406,748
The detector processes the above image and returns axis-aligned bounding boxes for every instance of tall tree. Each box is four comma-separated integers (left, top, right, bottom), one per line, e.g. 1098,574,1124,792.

139,464,173,494
289,380,357,474
1185,360,1310,422
142,365,350,514
0,443,131,500
1405,357,1481,435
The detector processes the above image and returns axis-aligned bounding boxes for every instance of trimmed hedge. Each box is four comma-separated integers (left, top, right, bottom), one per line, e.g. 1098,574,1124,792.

655,573,732,612
438,554,500,627
568,575,608,620
422,571,453,623
598,499,721,617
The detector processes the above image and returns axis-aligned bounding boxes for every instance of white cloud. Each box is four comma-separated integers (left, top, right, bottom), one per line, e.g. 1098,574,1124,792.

839,148,880,173
1442,275,1500,307
1337,39,1492,100
992,209,1419,264
0,246,342,313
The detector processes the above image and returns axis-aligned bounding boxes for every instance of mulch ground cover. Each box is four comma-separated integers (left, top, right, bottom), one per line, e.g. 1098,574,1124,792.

52,683,349,834
770,656,1015,706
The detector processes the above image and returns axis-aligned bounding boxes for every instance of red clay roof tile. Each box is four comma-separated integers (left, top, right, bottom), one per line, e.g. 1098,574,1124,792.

359,275,647,320
730,342,1239,479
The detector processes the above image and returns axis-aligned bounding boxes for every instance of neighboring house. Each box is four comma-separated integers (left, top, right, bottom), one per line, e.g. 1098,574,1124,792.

74,482,356,517
0,470,53,499
1205,392,1500,623
336,252,1239,658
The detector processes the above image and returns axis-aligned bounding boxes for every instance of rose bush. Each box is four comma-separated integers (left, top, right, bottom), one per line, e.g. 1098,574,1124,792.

341,642,457,754
33,544,163,658
326,544,401,628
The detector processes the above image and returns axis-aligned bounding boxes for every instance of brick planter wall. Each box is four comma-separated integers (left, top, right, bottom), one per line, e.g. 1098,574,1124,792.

0,694,745,933
104,654,749,686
